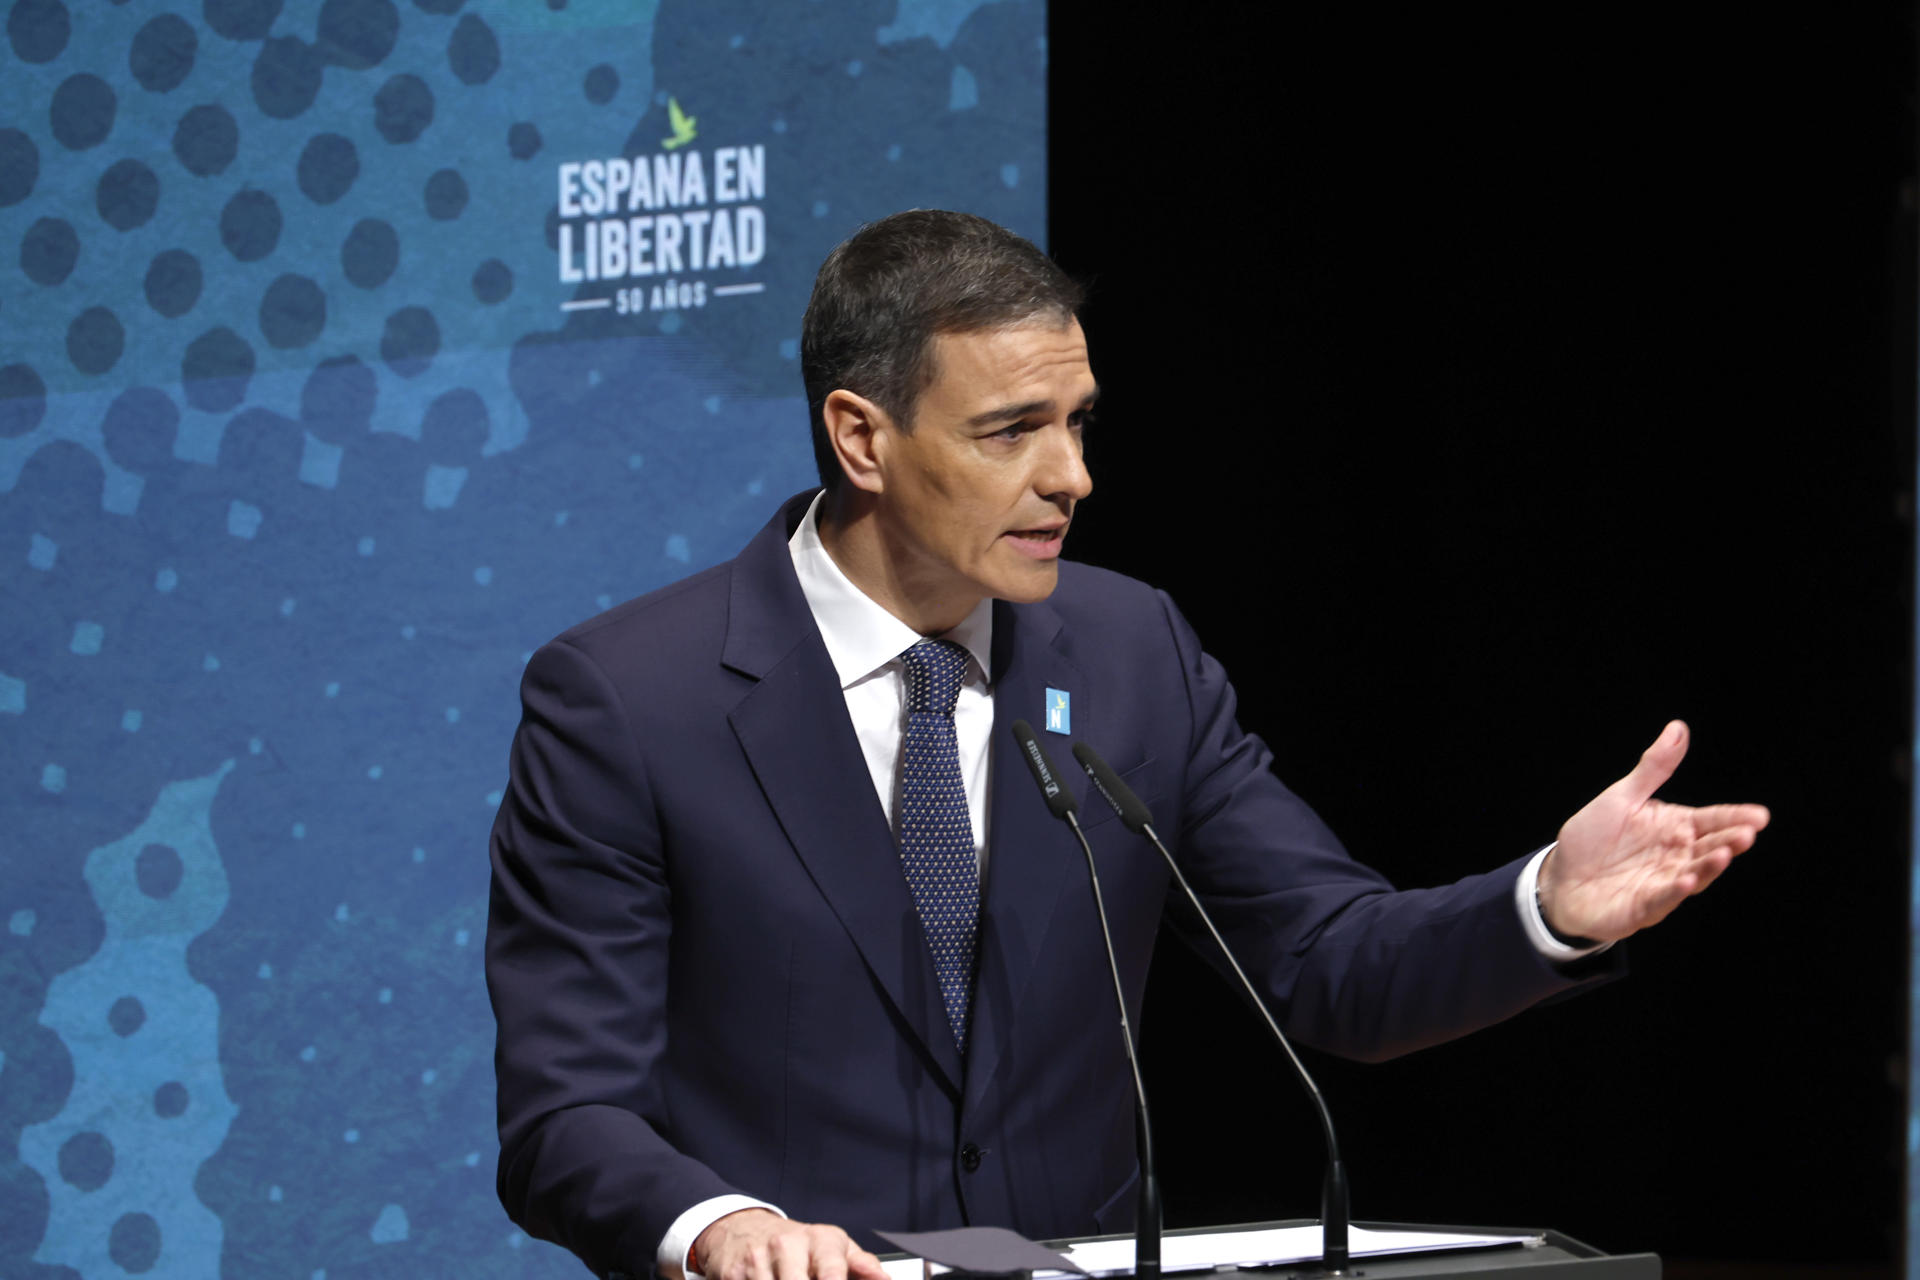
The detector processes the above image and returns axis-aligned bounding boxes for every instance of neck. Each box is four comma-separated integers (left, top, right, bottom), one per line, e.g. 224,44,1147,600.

817,488,981,636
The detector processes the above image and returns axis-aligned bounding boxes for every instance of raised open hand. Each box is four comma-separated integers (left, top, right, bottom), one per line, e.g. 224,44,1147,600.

1540,720,1769,944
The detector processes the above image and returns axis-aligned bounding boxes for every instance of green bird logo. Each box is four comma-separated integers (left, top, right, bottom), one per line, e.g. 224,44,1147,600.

662,97,698,151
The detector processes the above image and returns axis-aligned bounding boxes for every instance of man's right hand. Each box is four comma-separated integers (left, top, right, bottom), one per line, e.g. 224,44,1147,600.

691,1207,890,1280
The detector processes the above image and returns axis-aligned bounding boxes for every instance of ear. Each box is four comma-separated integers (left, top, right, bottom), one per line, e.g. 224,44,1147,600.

821,388,893,495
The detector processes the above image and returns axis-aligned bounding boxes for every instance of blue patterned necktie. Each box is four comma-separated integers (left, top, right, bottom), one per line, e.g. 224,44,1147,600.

897,638,979,1054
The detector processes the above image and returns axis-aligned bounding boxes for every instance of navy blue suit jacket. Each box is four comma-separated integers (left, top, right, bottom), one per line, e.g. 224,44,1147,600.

487,492,1609,1276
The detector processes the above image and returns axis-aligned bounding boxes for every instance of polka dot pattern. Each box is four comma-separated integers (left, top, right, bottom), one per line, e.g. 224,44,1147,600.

296,132,358,204
251,36,324,120
96,158,160,231
0,0,1046,1271
143,247,202,316
50,73,115,150
896,638,978,1053
0,127,39,205
128,15,197,93
9,0,70,65
316,0,399,69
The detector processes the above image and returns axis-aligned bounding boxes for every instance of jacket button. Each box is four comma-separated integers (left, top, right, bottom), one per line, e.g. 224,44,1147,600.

959,1142,982,1172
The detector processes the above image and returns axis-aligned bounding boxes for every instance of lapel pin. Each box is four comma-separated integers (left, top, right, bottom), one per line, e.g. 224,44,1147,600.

1044,688,1071,735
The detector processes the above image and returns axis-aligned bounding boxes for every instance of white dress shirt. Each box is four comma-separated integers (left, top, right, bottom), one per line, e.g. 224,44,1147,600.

656,492,1604,1276
787,491,996,864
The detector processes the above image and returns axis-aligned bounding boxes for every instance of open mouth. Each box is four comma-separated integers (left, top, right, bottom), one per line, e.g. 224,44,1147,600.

1004,524,1067,558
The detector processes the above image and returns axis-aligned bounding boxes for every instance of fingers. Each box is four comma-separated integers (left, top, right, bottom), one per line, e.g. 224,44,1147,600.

1688,802,1771,835
806,1227,875,1280
1692,822,1763,859
796,1227,875,1280
812,1237,849,1280
698,1216,875,1280
1619,719,1688,806
1629,846,1733,929
773,1230,813,1280
848,1246,891,1280
1681,844,1735,890
1665,802,1768,872
1654,842,1741,916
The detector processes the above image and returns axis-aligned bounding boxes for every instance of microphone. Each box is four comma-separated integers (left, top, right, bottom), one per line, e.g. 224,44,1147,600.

1071,741,1352,1276
1012,716,1077,821
1009,720,1161,1280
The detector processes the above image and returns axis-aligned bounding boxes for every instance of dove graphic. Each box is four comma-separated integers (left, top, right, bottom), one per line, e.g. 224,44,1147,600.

663,97,698,150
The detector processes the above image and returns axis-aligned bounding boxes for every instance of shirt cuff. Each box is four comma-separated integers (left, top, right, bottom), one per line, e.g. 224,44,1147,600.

1515,843,1612,962
659,1195,785,1280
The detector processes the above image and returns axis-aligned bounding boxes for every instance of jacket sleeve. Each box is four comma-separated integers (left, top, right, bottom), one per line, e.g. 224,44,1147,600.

1152,590,1620,1064
487,638,742,1276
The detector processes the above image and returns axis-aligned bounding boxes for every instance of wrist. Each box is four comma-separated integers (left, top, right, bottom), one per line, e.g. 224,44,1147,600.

694,1207,771,1275
1536,849,1600,948
691,1220,724,1275
691,1226,710,1276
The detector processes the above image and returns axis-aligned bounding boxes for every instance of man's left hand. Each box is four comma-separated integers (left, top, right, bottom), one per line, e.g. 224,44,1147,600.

1541,720,1769,944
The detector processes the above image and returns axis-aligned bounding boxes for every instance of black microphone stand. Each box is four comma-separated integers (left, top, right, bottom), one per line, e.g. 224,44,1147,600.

1062,805,1162,1280
1073,741,1355,1277
1010,722,1161,1280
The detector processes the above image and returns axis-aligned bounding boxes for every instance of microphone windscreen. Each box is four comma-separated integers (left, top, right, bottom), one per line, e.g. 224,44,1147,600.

1010,719,1077,819
1072,741,1155,833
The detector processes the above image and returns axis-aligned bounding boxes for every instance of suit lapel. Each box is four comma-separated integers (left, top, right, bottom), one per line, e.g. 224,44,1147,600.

723,496,965,1092
963,596,1090,1108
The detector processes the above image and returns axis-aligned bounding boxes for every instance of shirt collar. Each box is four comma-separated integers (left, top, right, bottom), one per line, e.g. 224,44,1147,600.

788,490,994,690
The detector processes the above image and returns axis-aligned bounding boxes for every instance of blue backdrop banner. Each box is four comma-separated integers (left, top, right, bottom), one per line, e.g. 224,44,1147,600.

0,1,1046,1275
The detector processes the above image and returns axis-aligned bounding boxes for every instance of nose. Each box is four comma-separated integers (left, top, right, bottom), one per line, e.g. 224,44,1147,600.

1038,423,1093,504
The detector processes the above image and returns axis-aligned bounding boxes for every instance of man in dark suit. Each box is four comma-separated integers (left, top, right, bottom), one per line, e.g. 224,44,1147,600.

486,211,1768,1280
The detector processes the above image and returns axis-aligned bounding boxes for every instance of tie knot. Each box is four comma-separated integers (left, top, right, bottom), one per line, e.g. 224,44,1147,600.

900,638,969,716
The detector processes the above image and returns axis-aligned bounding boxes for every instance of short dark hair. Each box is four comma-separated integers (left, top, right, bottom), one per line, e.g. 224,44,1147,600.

801,210,1084,491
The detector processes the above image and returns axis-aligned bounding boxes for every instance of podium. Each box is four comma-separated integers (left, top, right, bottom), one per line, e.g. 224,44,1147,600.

1039,1219,1659,1279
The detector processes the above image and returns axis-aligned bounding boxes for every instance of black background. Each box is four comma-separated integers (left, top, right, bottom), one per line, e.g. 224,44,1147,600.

1050,2,1914,1268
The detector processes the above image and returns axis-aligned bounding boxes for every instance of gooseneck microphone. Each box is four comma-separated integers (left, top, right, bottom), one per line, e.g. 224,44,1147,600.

1009,720,1162,1280
1071,741,1353,1277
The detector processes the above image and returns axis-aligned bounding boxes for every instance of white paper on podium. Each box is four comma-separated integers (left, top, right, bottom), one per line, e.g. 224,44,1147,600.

1053,1225,1540,1275
879,1224,1541,1280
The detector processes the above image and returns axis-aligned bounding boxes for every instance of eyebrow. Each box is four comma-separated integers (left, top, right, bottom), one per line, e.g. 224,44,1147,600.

964,386,1101,428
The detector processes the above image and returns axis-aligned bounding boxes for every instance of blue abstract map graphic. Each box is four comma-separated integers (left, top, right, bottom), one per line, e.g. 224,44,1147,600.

0,1,1044,1274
